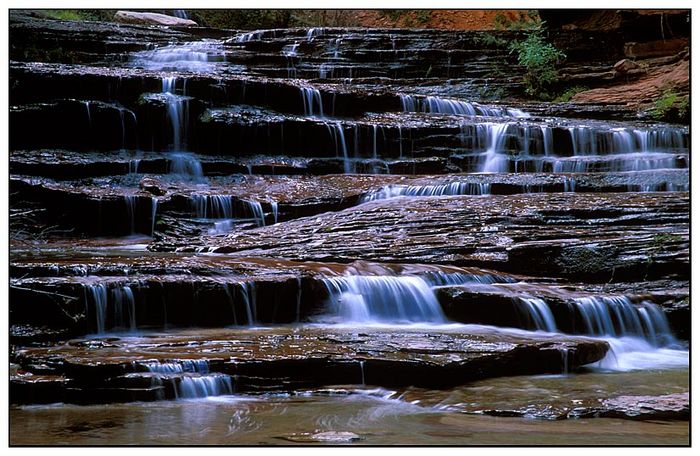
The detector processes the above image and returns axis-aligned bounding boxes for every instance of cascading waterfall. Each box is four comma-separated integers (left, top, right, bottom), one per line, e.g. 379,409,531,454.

178,375,233,398
400,94,530,118
301,87,324,117
86,283,107,334
515,297,558,332
571,296,675,346
324,121,351,173
270,201,279,224
129,159,140,174
168,152,204,180
191,195,234,219
143,360,233,399
322,275,446,323
481,124,511,173
306,27,324,41
124,195,137,234
189,195,265,232
360,181,491,203
421,271,517,286
150,198,158,236
84,282,136,333
162,77,189,151
243,200,266,227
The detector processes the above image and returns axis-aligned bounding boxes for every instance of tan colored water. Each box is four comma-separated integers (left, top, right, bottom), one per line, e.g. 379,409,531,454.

11,369,689,445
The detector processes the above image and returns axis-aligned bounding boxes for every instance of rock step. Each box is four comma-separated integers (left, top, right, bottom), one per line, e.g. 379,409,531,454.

191,192,688,283
10,326,609,404
8,257,687,341
9,97,688,163
10,171,690,238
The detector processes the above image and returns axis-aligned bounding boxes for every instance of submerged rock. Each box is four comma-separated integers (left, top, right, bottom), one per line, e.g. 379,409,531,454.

570,392,690,421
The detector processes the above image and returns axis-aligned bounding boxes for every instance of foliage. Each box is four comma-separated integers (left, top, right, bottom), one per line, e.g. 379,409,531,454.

39,9,116,22
289,10,356,27
474,33,508,49
378,10,432,27
553,86,588,102
493,10,541,30
509,31,566,99
190,10,292,29
650,88,688,121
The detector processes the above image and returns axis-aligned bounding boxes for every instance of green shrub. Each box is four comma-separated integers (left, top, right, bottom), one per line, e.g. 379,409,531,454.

494,11,541,30
475,33,508,49
553,86,588,102
509,31,566,99
650,88,688,121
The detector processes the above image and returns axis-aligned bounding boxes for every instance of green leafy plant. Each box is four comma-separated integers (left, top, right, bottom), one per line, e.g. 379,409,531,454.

509,31,566,99
494,11,541,30
553,86,588,102
475,33,508,49
650,88,688,121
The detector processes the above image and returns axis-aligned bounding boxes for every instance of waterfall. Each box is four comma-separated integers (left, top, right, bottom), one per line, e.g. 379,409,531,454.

563,177,576,192
322,275,446,323
173,9,188,19
421,271,517,286
150,198,158,236
129,159,140,174
143,359,210,374
399,94,530,118
301,87,324,117
243,200,265,227
178,375,233,399
239,282,257,324
86,283,108,334
325,122,351,173
270,201,279,224
541,126,553,156
361,182,491,203
85,283,136,333
124,195,137,234
568,126,687,155
571,296,675,346
306,27,324,41
111,285,136,331
282,42,300,57
162,77,188,151
84,101,91,127
131,40,223,72
168,152,204,180
190,195,234,219
143,360,233,399
481,124,510,173
516,297,557,332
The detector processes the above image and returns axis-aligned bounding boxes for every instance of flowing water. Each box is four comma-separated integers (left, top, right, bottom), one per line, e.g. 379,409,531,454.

9,17,689,446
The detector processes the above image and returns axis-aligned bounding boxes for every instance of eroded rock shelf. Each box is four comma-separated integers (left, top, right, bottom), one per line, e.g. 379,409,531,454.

8,9,689,442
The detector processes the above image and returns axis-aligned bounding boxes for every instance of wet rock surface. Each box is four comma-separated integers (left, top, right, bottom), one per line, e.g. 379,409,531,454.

187,192,689,282
8,8,689,430
11,326,609,404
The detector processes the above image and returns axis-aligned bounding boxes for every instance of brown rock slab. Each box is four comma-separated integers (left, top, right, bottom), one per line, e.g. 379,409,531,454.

12,326,609,404
114,11,198,27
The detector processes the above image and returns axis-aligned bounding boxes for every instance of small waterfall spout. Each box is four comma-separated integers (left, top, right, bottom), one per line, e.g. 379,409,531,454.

168,152,204,180
178,375,233,399
322,275,445,323
572,296,675,347
301,87,324,117
361,182,490,203
85,283,136,333
515,297,557,332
